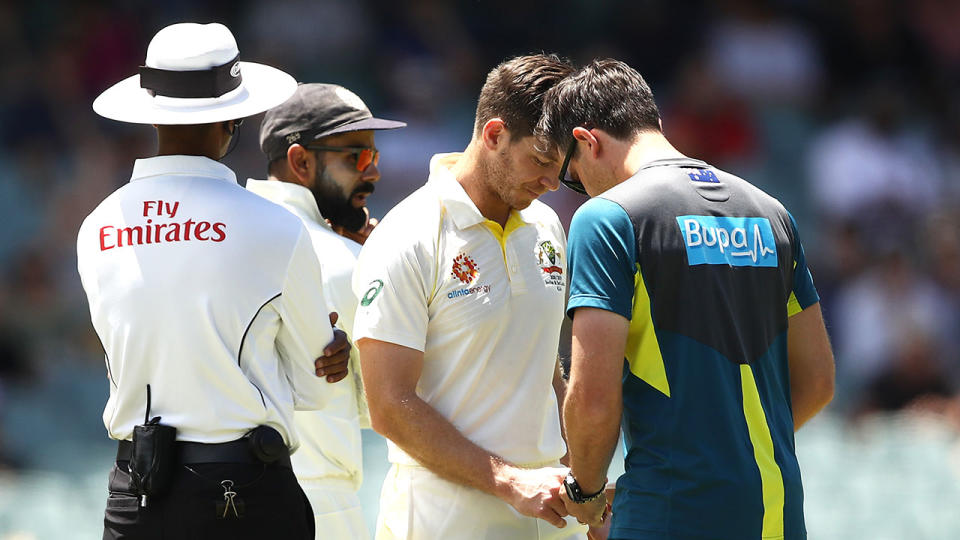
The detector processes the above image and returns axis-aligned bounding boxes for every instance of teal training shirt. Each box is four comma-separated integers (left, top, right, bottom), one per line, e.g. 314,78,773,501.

567,158,819,540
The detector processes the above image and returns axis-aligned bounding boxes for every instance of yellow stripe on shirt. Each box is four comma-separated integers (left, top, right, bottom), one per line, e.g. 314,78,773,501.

624,265,671,397
786,291,802,317
740,364,785,538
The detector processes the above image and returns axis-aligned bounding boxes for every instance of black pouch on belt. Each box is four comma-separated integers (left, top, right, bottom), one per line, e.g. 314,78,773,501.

245,425,286,463
128,384,177,506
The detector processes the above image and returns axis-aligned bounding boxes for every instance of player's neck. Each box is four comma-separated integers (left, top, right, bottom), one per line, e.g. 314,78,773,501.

155,144,222,160
452,143,511,226
155,125,224,160
621,132,685,181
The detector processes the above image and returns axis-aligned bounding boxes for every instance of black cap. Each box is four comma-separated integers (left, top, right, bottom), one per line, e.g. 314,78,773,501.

260,83,406,161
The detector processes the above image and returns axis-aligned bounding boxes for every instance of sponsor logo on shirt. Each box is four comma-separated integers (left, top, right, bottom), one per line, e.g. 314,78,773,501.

448,253,491,299
537,240,564,290
360,279,383,306
447,284,492,299
99,200,227,251
451,253,479,284
676,215,777,267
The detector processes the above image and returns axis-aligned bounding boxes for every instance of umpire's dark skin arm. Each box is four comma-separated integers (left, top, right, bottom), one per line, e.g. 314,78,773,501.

316,311,351,383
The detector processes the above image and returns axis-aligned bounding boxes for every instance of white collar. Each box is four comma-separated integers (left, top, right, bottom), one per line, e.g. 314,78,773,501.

131,155,238,185
427,152,534,230
245,178,329,229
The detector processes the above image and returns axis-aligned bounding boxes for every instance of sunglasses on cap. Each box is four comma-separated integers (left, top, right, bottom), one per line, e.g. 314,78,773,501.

306,145,379,172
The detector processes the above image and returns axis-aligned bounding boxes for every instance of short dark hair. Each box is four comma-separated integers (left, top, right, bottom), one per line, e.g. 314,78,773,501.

473,53,575,140
538,59,660,150
267,156,286,177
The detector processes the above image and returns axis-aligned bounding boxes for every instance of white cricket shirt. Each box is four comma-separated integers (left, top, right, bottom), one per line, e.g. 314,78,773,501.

77,155,334,450
353,153,568,467
246,179,364,489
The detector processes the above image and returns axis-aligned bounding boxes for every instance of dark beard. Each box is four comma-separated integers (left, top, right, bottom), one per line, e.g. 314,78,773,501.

310,166,374,232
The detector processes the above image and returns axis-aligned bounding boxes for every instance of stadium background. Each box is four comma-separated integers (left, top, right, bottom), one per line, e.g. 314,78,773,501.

1,0,960,537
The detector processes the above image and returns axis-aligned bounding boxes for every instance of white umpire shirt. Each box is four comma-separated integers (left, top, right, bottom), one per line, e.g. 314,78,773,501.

77,155,334,451
352,153,568,468
246,179,364,490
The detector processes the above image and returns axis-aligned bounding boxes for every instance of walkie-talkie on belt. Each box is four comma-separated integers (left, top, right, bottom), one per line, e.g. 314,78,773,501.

127,384,177,507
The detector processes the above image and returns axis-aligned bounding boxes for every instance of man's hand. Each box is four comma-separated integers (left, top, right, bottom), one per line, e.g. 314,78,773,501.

315,311,350,383
500,466,569,529
560,489,608,529
587,514,612,540
329,207,378,245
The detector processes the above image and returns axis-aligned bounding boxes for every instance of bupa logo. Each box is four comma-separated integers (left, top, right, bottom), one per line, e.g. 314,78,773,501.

676,215,777,268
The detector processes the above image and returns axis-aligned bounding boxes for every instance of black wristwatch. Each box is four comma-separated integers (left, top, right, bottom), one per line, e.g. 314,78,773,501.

563,471,605,504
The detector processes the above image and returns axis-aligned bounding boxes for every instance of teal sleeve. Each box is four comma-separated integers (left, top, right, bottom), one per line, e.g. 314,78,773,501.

788,212,819,311
567,197,637,320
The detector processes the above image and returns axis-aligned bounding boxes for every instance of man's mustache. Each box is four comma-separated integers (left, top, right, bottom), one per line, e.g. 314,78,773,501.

352,182,375,196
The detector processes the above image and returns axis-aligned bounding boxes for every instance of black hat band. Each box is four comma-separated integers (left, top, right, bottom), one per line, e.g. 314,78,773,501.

139,54,242,98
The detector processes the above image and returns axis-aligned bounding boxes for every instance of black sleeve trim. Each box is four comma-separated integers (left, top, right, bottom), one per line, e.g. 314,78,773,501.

237,292,282,408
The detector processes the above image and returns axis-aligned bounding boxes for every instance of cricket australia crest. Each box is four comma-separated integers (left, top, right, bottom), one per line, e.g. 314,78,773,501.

537,240,564,290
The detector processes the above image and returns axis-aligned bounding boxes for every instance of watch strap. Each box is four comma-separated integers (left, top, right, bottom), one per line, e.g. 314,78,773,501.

565,472,607,503
579,484,606,502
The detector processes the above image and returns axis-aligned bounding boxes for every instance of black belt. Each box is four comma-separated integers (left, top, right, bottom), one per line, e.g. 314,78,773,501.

116,438,291,469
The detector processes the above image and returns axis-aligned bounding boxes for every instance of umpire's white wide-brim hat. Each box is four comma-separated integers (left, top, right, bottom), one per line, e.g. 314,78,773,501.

93,22,297,125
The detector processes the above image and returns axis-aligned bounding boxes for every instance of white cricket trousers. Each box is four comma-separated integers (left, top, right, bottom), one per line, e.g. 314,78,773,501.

375,463,588,540
301,477,369,540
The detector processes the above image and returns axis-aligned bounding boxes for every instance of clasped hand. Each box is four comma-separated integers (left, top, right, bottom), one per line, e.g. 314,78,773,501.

507,466,611,538
559,490,608,528
314,312,351,383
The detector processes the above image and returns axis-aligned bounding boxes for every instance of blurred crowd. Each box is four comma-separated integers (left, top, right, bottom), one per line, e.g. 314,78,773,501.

1,0,960,471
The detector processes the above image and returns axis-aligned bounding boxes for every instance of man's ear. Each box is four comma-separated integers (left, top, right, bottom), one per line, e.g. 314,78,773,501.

286,144,314,187
480,118,509,150
572,126,601,158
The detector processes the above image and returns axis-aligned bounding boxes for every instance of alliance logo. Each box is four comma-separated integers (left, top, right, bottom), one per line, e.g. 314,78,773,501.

451,253,479,284
676,215,778,268
447,284,492,299
448,253,491,299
